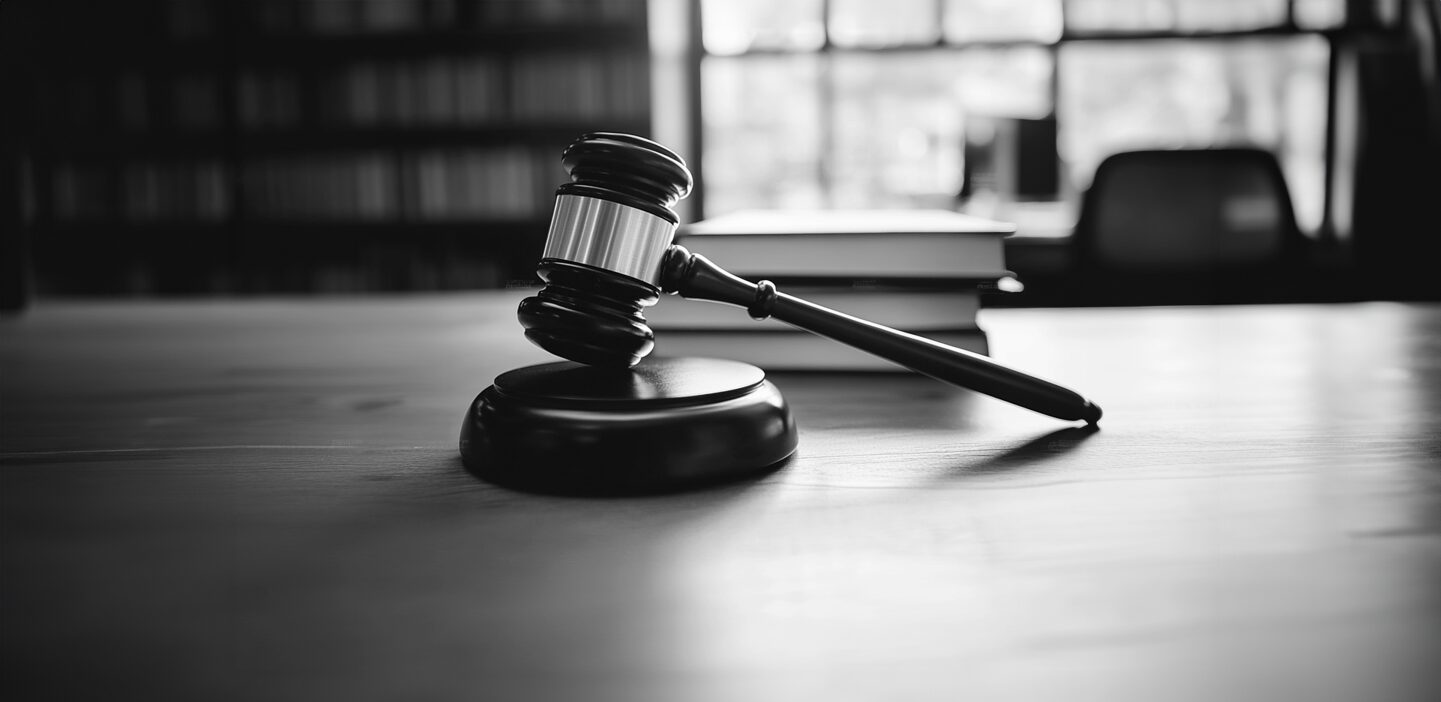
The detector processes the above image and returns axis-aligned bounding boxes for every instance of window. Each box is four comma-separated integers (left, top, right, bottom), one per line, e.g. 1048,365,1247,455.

694,0,1343,237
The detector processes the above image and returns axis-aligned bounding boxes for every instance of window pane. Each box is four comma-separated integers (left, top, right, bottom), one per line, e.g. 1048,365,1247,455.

1294,0,1346,29
702,47,1054,214
1172,0,1290,31
1058,37,1331,232
942,0,1062,43
701,0,825,55
702,56,824,214
831,54,965,208
1065,0,1290,33
829,0,940,47
951,46,1053,118
1065,0,1177,32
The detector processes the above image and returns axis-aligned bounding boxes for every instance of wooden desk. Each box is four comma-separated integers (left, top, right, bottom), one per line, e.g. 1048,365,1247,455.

3,295,1439,702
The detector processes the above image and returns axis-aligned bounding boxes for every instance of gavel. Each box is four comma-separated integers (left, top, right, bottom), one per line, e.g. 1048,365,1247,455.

518,133,1102,425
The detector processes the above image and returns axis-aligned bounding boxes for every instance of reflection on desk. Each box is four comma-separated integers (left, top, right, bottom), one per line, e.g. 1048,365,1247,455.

2,294,1439,702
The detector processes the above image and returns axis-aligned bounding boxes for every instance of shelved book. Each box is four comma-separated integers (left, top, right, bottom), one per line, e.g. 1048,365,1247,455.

651,209,1017,372
26,0,653,297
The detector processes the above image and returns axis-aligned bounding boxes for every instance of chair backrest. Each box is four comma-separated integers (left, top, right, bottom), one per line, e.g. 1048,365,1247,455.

1073,148,1305,273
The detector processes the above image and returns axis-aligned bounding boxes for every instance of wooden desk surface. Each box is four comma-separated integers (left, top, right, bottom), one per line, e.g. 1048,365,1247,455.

3,294,1439,702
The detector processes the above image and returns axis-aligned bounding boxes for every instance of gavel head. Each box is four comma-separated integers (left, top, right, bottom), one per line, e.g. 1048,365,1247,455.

517,133,694,368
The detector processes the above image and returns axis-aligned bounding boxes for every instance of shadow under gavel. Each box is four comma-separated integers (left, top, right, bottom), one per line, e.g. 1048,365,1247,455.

517,132,1101,426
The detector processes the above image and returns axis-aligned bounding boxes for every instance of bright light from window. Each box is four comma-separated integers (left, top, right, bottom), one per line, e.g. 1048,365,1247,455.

1294,0,1347,29
695,0,1333,235
701,0,825,55
943,0,1062,43
1066,0,1291,32
828,0,941,47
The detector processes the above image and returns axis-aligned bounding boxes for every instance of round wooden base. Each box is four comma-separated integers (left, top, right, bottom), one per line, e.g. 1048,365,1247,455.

460,357,798,495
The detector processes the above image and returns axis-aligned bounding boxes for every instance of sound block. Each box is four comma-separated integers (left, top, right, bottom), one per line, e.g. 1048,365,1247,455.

460,357,798,495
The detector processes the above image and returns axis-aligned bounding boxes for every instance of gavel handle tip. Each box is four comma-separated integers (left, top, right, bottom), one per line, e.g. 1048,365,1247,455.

1082,401,1103,426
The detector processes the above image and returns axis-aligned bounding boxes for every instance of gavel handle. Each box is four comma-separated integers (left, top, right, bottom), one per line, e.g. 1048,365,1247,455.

661,247,1102,425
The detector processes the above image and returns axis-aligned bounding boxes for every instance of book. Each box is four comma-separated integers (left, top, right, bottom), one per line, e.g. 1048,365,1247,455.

676,209,1015,279
646,287,985,332
651,328,990,372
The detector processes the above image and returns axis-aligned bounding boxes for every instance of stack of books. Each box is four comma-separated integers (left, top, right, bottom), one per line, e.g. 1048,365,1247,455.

647,209,1017,371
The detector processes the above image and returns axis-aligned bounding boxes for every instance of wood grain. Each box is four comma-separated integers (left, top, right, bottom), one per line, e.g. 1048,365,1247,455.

3,294,1439,702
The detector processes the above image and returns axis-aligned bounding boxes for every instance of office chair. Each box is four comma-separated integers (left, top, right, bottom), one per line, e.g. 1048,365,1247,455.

1072,148,1310,303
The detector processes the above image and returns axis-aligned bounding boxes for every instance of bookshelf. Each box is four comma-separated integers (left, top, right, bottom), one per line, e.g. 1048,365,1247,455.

12,0,654,295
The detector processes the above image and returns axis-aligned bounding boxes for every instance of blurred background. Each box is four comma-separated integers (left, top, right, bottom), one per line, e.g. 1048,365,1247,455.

1,0,1438,306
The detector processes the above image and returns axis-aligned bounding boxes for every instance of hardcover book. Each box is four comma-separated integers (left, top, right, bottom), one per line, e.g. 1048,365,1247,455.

676,209,1015,279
